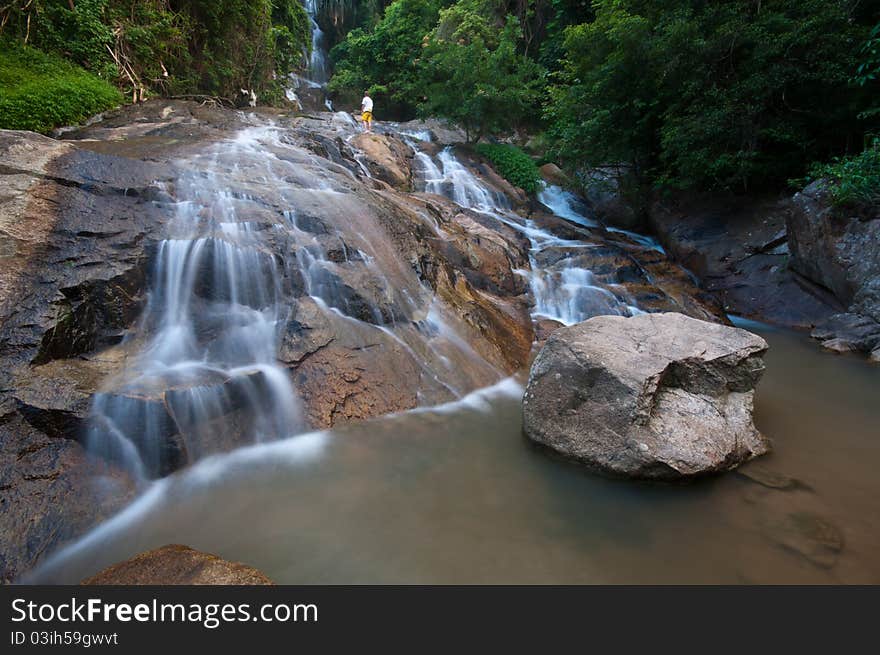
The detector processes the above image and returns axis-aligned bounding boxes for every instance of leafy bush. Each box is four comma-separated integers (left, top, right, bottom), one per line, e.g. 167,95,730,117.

806,141,880,206
0,42,122,133
475,143,540,194
0,1,310,102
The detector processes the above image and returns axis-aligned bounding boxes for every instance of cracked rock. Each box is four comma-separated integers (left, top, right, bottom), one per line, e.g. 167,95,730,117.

523,312,770,479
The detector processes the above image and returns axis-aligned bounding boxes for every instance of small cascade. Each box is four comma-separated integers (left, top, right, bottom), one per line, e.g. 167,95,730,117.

287,0,333,110
87,132,304,481
539,182,665,253
537,183,598,229
427,148,509,211
412,147,642,326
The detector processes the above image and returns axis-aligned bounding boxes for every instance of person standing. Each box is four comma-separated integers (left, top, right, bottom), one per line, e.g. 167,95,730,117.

361,91,373,133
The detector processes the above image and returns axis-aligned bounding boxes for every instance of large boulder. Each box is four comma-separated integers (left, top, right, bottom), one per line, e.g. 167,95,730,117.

788,181,880,358
349,133,413,189
81,544,273,585
523,312,770,479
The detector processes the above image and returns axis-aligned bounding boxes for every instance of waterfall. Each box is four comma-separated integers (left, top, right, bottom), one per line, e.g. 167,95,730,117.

86,124,514,483
304,0,330,85
87,131,304,481
286,1,333,110
413,148,642,326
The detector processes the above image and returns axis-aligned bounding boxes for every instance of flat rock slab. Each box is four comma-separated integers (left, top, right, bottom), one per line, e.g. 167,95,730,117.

523,312,770,479
81,544,273,585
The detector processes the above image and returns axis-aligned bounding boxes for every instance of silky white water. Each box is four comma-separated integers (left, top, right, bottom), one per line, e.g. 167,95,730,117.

415,147,642,325
87,133,305,481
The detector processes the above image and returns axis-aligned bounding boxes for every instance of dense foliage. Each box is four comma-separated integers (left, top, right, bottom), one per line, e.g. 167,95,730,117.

807,140,880,206
547,0,878,192
328,0,446,115
0,42,122,133
330,0,879,194
2,0,878,197
419,11,544,140
0,1,310,104
475,143,540,193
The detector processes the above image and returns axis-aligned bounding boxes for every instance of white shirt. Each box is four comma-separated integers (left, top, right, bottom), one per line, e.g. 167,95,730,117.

361,96,373,113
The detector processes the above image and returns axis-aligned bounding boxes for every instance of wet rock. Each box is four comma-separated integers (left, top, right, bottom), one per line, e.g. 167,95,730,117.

523,312,770,479
539,163,569,187
0,413,135,583
811,312,880,356
760,511,844,569
350,133,413,190
582,168,643,231
397,118,466,145
282,299,422,428
534,318,564,344
81,544,274,585
788,181,880,357
650,193,837,329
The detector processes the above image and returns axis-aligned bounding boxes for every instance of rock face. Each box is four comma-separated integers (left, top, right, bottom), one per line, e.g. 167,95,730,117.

650,193,837,329
81,544,273,585
787,182,880,359
523,312,770,479
582,168,643,230
539,163,569,187
350,132,413,190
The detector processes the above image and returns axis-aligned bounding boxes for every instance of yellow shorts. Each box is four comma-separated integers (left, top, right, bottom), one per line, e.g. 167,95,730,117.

362,111,373,122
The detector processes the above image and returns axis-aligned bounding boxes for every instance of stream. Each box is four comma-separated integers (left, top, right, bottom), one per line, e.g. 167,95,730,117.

27,323,880,584
22,118,880,584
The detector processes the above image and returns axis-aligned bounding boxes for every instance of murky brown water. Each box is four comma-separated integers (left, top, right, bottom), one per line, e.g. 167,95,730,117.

29,324,880,584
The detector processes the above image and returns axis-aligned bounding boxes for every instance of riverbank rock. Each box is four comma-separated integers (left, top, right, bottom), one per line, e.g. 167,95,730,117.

788,181,880,359
649,193,837,329
539,163,569,187
81,545,273,585
523,312,770,479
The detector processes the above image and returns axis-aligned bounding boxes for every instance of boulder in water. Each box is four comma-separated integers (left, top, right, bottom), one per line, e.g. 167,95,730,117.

523,312,770,479
81,544,273,585
539,163,569,187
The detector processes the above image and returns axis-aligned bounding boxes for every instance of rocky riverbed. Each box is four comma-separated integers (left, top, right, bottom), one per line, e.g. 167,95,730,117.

0,100,730,582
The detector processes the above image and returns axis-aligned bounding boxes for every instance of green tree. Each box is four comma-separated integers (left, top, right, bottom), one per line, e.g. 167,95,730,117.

328,0,446,117
854,21,880,120
418,10,546,140
0,1,310,102
546,0,878,191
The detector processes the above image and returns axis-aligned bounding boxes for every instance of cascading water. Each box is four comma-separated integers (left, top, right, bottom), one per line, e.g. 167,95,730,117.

88,122,512,485
414,147,642,325
87,132,304,481
419,147,509,211
304,0,330,85
286,1,334,110
537,182,665,253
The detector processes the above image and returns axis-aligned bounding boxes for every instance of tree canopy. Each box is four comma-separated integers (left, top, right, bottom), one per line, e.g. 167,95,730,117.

330,0,879,192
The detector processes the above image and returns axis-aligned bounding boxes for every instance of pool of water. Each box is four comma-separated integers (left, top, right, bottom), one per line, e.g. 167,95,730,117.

29,326,880,584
